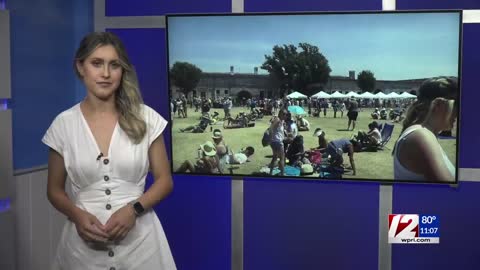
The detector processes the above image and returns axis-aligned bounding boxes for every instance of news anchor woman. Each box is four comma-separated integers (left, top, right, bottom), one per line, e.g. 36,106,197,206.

42,32,176,269
393,77,457,182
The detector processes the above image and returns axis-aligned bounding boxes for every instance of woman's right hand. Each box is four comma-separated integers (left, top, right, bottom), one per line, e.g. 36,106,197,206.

71,208,109,243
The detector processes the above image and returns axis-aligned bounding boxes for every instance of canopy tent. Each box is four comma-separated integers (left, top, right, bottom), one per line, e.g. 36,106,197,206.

386,92,401,99
287,91,308,99
345,91,361,98
311,91,331,99
399,92,417,98
329,91,347,99
374,92,389,99
358,92,375,99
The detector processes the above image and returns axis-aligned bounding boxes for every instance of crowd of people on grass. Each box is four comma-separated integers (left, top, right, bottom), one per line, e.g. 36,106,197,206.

174,77,457,182
171,94,414,121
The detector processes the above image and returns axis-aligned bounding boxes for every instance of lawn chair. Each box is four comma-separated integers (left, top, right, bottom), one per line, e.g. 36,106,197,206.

378,123,394,150
378,123,384,132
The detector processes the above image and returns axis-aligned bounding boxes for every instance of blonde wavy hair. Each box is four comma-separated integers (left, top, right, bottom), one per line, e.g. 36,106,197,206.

74,32,146,144
392,76,458,155
400,77,458,133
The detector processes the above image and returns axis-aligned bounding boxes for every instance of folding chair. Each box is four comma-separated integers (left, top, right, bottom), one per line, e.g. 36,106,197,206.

378,123,394,150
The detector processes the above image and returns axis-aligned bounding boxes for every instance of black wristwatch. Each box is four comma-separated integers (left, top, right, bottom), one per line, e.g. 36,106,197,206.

128,200,145,216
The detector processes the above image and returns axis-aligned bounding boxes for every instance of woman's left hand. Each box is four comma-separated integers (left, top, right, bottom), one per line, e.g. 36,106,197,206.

105,205,136,242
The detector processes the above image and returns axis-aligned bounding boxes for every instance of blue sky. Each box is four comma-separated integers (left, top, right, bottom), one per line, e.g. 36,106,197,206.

167,12,460,80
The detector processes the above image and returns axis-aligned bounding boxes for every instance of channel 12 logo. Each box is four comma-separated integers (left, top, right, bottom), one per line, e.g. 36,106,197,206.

388,214,440,244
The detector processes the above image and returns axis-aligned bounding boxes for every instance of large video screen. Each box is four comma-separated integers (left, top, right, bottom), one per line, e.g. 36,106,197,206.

166,11,462,184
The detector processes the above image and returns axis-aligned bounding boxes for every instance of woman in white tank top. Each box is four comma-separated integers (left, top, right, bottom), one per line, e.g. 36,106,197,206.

393,77,458,183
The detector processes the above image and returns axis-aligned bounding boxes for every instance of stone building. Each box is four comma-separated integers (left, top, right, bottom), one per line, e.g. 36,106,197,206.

170,68,435,100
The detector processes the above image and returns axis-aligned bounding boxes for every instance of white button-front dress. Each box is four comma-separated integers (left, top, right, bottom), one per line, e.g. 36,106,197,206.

42,103,176,270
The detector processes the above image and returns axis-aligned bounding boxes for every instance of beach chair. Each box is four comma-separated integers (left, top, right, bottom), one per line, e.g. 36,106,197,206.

378,123,394,149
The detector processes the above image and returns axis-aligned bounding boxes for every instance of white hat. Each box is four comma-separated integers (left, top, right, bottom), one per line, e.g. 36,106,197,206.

200,141,217,156
212,129,223,139
313,128,324,137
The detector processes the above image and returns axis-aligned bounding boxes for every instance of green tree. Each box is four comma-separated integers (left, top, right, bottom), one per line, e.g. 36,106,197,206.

261,43,331,97
357,70,376,93
170,62,202,96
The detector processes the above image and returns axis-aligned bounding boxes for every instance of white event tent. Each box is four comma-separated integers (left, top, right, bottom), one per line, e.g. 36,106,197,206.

374,92,389,99
386,92,401,99
358,92,375,99
329,91,347,99
399,92,417,99
346,91,361,98
311,91,331,99
287,91,308,99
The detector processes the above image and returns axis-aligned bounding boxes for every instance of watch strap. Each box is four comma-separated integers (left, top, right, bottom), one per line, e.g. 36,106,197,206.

128,200,145,216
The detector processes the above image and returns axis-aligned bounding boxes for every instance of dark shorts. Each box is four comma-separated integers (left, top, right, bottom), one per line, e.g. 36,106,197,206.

270,141,284,153
326,142,344,164
347,111,358,121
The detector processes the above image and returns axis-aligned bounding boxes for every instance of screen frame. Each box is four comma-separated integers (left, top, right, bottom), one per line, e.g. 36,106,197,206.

165,9,463,185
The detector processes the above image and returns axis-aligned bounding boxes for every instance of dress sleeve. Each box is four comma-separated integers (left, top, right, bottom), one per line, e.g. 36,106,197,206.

144,105,168,147
41,115,66,156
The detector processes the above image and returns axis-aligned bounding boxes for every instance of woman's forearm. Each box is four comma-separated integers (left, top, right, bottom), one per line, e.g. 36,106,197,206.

47,189,81,220
137,176,173,211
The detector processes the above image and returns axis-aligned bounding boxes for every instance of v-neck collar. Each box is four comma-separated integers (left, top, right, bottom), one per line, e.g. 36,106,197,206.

77,103,118,158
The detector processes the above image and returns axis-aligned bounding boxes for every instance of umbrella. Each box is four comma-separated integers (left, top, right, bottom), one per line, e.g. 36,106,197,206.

288,105,306,115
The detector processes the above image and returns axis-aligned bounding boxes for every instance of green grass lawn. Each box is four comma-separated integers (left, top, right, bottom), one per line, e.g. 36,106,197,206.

171,107,457,181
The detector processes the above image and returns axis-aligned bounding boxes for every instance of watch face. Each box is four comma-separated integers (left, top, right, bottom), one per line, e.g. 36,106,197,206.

133,202,144,215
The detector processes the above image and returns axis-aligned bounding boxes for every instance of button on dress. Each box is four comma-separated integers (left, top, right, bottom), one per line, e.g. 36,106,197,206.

42,103,176,270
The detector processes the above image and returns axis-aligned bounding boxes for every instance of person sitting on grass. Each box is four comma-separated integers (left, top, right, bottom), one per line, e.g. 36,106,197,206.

296,115,310,131
371,108,380,119
286,135,305,166
179,115,210,133
392,106,406,123
211,129,229,167
312,128,328,150
380,107,388,120
354,121,382,148
212,129,226,148
176,141,222,174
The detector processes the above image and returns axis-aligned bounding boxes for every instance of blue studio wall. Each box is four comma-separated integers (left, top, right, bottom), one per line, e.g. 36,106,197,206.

9,0,480,270
9,0,92,170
